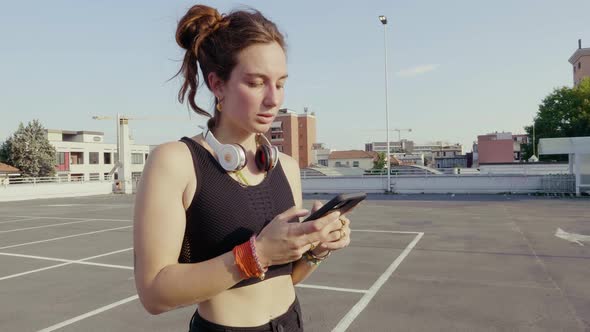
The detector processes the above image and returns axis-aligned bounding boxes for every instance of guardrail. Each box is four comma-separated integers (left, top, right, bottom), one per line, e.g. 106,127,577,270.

300,173,578,195
2,175,114,186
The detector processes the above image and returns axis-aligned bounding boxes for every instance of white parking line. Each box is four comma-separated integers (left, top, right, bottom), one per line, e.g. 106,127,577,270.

37,294,139,332
0,217,41,225
353,229,421,234
34,279,372,332
296,284,368,294
0,226,131,250
2,215,131,222
0,248,133,281
0,219,100,234
332,232,424,332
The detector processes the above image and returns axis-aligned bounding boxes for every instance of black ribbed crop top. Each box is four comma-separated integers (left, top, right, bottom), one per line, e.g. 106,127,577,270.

178,137,296,288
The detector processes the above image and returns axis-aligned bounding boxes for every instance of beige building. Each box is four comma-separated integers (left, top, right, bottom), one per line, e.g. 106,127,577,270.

47,129,150,182
264,108,316,168
569,39,590,87
328,150,378,170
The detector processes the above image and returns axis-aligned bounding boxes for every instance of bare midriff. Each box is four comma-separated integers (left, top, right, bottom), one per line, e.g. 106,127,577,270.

196,275,296,327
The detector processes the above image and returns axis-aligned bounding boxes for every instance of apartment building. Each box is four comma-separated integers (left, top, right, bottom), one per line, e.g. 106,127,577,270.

476,132,529,164
47,129,150,181
263,108,316,168
328,150,378,170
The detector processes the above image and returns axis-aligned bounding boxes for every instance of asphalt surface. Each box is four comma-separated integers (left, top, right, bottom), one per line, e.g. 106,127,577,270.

1,193,589,331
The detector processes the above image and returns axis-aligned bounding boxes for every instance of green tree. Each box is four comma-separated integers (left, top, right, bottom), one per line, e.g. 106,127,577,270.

0,120,57,177
373,152,386,170
523,77,590,161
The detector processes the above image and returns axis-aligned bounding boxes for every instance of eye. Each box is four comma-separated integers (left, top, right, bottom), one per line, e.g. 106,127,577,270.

248,81,264,87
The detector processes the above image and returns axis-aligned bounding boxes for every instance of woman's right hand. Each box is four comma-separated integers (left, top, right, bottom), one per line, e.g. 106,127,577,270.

254,206,343,267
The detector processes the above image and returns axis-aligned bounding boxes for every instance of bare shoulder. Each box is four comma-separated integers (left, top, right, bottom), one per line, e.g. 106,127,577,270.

144,141,193,183
149,140,192,163
278,152,300,175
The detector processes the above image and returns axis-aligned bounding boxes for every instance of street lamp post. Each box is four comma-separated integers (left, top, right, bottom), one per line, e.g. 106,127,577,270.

379,15,391,192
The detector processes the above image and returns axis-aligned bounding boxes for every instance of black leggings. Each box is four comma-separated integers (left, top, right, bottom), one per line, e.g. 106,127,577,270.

189,297,304,332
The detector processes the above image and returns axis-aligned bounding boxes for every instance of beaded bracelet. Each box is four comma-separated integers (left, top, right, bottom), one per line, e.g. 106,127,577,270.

249,235,267,280
233,237,267,280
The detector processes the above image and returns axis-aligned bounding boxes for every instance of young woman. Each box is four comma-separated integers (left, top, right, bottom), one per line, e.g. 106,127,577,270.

133,5,352,332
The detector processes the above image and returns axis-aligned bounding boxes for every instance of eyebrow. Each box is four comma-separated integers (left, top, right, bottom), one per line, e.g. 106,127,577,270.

244,73,289,80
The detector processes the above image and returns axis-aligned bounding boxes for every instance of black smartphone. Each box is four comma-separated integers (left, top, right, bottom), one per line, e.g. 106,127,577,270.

302,192,367,222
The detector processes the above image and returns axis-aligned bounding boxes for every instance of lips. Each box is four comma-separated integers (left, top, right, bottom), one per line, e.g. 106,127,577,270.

256,113,274,124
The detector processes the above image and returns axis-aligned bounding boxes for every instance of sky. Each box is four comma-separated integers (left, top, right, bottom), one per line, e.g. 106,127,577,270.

1,0,589,152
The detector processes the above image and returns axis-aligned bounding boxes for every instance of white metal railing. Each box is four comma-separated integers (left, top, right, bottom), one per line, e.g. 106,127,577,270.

2,175,114,186
301,166,571,178
300,173,578,195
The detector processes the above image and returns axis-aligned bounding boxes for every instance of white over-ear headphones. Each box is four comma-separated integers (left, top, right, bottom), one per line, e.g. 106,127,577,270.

204,128,279,172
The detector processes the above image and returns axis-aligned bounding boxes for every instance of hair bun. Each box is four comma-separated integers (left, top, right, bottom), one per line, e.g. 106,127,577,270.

176,5,227,50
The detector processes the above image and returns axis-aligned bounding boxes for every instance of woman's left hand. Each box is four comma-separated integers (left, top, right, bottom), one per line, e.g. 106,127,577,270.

305,200,351,256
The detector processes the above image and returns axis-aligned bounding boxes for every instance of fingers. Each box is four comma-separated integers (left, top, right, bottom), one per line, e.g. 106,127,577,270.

299,210,341,241
277,206,310,223
320,224,351,250
311,200,323,213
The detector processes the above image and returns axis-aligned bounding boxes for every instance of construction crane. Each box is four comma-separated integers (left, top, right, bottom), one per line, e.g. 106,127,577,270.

393,128,412,142
92,114,187,193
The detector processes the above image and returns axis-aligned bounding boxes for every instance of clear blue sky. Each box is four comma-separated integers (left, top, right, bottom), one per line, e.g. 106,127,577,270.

1,0,589,152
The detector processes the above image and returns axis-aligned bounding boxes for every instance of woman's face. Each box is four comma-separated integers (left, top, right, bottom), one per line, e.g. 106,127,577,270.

218,42,288,135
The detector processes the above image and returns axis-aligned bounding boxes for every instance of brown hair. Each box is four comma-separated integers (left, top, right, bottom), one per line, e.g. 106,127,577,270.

174,5,286,129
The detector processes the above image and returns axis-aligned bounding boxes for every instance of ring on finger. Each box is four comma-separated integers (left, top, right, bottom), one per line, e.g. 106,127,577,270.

309,242,316,251
305,235,316,251
339,228,346,239
339,217,346,227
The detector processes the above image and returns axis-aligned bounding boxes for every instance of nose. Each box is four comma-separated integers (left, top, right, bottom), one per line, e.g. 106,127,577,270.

263,85,281,108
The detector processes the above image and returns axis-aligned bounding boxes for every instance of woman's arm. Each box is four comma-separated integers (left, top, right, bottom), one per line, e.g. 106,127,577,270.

280,155,352,285
133,142,243,315
278,154,323,284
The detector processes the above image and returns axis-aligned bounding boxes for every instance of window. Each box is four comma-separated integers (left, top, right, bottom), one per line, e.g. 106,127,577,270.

70,152,84,164
145,153,149,161
353,161,359,167
89,152,99,164
104,152,112,164
579,62,582,69
56,152,65,165
335,161,342,167
89,173,100,181
132,153,144,164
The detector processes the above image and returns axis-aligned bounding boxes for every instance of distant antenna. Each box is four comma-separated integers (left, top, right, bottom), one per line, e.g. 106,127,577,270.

579,39,582,49
304,107,308,114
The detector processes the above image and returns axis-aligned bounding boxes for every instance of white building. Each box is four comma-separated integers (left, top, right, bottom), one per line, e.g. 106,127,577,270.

328,150,378,170
311,143,330,167
367,140,463,159
47,129,150,182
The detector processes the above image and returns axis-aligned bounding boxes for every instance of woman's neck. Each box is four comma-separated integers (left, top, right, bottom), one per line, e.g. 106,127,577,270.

211,124,257,154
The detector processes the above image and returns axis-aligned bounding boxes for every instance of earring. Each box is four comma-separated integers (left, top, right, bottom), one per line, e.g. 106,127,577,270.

216,102,222,112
